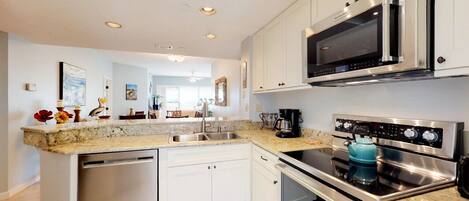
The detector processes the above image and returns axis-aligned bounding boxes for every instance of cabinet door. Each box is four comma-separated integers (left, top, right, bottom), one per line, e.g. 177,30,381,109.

167,164,212,201
313,0,349,24
252,161,280,201
212,160,250,201
435,0,469,73
284,0,310,88
263,17,285,90
253,31,265,91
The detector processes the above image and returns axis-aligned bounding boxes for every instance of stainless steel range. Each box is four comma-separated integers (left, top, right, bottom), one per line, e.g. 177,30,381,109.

277,114,464,201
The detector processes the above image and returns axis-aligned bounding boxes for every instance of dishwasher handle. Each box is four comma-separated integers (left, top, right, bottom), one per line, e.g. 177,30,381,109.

82,156,154,169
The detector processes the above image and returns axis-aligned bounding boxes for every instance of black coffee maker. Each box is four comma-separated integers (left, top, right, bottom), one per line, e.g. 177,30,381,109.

274,109,301,138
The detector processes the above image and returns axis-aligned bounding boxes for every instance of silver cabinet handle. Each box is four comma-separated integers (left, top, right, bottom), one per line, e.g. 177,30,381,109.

260,156,268,161
82,158,154,169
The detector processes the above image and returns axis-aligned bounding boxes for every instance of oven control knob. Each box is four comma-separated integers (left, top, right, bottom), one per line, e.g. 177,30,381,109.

422,131,438,143
335,121,343,128
403,128,418,139
343,122,353,130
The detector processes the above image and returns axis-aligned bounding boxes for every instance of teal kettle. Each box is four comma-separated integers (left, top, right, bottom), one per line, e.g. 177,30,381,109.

346,135,377,164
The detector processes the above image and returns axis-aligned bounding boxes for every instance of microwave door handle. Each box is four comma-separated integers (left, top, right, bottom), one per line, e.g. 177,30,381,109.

382,2,392,62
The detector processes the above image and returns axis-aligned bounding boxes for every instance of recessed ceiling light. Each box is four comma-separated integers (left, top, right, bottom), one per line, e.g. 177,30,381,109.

200,7,216,16
105,21,122,28
205,33,217,40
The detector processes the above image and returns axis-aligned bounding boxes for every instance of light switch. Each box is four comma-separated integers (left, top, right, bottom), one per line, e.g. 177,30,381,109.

25,83,37,91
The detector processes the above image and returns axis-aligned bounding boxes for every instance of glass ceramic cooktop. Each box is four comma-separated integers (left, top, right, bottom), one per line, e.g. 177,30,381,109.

281,148,444,196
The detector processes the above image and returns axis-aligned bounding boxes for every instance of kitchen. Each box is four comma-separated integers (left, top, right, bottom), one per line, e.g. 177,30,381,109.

1,0,469,201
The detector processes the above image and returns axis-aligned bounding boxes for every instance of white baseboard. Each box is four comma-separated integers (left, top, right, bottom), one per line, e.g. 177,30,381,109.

0,175,40,200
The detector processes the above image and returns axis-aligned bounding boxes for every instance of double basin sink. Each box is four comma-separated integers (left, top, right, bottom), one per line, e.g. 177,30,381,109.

171,132,241,143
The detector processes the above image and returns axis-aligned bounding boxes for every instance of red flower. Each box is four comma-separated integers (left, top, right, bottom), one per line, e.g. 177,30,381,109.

34,110,54,123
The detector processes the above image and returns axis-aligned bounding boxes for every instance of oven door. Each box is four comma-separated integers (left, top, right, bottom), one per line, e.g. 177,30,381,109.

276,163,353,201
305,0,401,83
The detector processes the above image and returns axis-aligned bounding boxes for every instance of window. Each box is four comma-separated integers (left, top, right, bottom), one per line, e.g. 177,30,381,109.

165,87,180,110
158,85,213,110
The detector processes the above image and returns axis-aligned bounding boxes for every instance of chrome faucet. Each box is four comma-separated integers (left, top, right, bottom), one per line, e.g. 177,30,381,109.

200,101,209,133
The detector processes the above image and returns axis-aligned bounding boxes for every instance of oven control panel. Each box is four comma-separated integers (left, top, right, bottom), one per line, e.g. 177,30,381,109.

335,119,444,148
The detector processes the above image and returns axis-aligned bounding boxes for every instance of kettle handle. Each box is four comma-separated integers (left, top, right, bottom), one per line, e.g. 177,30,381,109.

273,118,281,131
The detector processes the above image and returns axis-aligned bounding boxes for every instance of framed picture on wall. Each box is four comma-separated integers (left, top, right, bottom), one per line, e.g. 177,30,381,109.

215,77,227,106
126,84,138,100
59,62,86,106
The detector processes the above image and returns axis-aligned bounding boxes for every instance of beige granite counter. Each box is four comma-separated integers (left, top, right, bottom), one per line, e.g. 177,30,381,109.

39,129,331,155
399,187,467,201
22,120,466,201
21,117,247,133
34,129,466,201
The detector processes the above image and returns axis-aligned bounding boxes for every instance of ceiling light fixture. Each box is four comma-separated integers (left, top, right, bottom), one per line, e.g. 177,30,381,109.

205,33,217,40
168,54,185,63
200,7,217,16
104,21,122,28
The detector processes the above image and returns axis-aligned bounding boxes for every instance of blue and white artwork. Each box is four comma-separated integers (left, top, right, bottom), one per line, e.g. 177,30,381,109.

60,62,86,106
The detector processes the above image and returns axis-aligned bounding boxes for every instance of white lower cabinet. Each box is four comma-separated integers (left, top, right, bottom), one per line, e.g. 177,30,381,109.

212,160,250,201
252,161,280,201
167,164,213,201
251,145,281,201
159,144,251,201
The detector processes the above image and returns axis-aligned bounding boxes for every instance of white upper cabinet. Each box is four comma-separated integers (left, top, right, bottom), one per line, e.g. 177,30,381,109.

434,0,469,76
285,0,310,88
312,0,349,24
253,31,265,91
263,16,285,90
252,0,311,93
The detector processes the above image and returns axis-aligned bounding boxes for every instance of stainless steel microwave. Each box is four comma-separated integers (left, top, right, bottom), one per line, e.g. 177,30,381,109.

303,0,433,86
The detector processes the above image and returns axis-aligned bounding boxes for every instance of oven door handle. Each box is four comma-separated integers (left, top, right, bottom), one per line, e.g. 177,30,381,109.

275,163,353,201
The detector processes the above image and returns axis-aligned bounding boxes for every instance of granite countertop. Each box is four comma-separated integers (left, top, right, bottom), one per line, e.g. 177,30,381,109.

27,128,465,200
21,117,248,133
41,129,330,155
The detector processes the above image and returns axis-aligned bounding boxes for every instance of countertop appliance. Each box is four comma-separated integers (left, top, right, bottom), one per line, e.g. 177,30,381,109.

78,150,157,201
458,155,469,198
260,112,279,129
277,114,464,201
304,0,434,86
274,109,301,138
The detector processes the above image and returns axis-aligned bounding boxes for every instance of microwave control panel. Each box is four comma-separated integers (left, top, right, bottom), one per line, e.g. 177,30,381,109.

335,118,443,148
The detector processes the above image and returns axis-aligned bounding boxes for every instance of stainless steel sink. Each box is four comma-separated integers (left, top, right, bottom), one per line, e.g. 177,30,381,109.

172,134,208,143
171,132,241,143
205,132,240,140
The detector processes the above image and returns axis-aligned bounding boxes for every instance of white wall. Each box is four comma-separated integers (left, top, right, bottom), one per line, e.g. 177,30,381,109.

7,35,113,192
211,59,242,117
112,63,149,117
259,77,469,153
0,32,8,194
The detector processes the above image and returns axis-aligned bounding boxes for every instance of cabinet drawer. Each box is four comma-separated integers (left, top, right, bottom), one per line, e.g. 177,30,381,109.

166,144,250,167
252,145,278,173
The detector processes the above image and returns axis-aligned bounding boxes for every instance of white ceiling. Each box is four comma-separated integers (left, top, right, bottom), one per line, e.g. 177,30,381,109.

101,50,215,77
0,0,296,59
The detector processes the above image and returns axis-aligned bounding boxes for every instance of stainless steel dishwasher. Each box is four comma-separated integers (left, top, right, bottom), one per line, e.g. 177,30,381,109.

78,150,157,201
